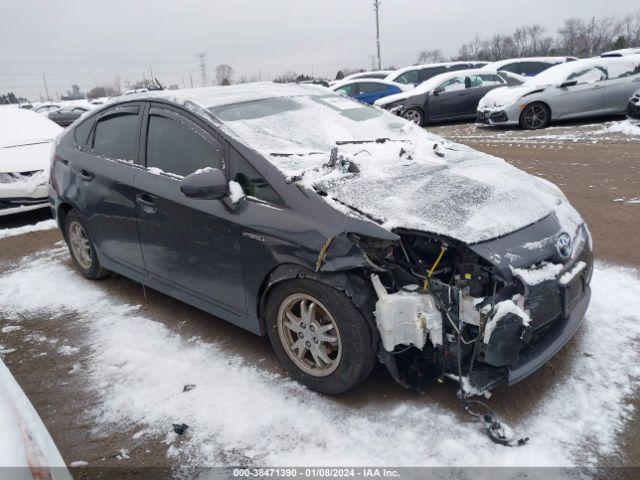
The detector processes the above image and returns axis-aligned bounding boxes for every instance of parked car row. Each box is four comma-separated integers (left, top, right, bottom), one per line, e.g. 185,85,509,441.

335,55,640,129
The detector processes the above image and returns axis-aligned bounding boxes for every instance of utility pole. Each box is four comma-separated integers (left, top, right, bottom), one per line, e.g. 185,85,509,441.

149,64,154,81
189,72,194,88
197,52,208,86
373,0,382,70
42,72,50,101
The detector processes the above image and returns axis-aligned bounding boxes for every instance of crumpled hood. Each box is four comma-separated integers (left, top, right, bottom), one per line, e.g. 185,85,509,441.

297,142,583,245
0,142,53,174
478,85,545,109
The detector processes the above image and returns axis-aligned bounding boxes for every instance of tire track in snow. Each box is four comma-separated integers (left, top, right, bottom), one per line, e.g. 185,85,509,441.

0,249,639,467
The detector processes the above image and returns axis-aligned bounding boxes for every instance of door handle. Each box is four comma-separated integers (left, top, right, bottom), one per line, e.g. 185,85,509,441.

79,169,94,182
136,193,157,213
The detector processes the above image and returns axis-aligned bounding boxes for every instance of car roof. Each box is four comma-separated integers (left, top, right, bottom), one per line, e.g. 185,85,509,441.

386,61,475,79
343,70,393,80
601,47,640,57
111,82,328,111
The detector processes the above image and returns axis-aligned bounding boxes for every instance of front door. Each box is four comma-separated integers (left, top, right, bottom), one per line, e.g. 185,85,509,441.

428,75,469,120
552,65,606,119
76,103,145,272
134,104,246,314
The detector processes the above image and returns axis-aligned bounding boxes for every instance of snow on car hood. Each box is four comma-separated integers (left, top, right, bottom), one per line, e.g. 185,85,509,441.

0,107,62,149
293,141,582,244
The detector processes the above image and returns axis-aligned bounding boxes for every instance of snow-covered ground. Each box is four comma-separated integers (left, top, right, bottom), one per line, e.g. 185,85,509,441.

1,246,639,467
0,219,56,240
0,358,70,478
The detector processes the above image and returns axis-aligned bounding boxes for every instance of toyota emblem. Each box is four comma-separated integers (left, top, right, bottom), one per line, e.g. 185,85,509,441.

556,233,573,260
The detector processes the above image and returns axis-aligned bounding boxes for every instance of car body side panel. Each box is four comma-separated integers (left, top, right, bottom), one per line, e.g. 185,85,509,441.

603,71,640,112
549,82,605,120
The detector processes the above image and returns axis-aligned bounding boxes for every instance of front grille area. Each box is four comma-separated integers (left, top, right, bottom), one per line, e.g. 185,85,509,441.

0,198,48,210
0,170,43,184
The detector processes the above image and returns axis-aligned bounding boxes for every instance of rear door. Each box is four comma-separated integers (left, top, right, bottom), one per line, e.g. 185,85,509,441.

551,64,607,119
427,74,469,120
603,60,640,112
75,103,146,272
134,103,247,314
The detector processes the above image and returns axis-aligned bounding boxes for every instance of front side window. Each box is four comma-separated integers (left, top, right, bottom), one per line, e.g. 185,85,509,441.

335,84,356,96
92,109,140,162
437,76,466,93
467,74,504,88
568,66,607,84
229,148,282,205
357,82,383,94
519,62,552,76
146,113,225,177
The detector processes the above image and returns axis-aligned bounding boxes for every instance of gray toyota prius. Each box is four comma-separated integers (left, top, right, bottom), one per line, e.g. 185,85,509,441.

49,83,593,396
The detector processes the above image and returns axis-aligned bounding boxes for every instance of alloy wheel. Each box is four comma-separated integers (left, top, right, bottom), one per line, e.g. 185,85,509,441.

522,104,548,129
68,220,92,270
403,109,423,125
277,293,342,377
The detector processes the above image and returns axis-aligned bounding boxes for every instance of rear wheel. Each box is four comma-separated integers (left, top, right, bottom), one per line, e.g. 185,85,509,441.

520,103,550,130
402,108,424,126
64,210,108,279
265,279,376,394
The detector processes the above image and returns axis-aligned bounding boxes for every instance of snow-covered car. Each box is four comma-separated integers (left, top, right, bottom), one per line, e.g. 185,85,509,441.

329,70,394,86
481,56,576,78
384,61,488,87
47,105,91,127
1,108,62,216
627,88,640,120
330,79,409,105
32,103,61,115
601,47,640,57
477,55,640,129
50,83,592,397
375,69,513,125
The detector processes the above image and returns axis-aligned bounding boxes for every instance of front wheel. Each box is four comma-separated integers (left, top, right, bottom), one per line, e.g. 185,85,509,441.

402,108,424,126
520,103,550,130
265,279,376,394
64,210,108,279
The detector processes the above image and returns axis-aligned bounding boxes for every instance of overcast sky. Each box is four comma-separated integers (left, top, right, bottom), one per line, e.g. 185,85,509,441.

2,0,638,100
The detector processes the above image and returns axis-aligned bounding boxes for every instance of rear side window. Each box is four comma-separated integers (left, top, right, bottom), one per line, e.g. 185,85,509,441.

230,148,282,206
335,84,356,96
568,66,607,83
92,110,140,162
395,70,419,85
519,62,553,76
607,62,640,79
146,113,225,177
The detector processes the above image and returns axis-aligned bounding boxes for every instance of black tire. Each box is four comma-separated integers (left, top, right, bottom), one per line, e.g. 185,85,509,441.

402,107,424,126
265,279,376,395
64,210,109,280
519,102,550,130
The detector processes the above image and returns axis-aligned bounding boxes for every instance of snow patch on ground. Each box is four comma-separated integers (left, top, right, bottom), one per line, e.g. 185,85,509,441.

603,120,640,137
0,219,56,240
1,250,639,467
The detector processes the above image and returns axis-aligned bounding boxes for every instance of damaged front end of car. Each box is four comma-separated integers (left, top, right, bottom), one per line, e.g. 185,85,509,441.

330,215,593,397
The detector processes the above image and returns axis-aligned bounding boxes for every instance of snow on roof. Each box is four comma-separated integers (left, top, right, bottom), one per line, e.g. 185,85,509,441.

343,70,393,80
330,78,407,90
601,47,640,57
0,107,62,149
525,55,640,86
481,57,571,70
123,82,328,110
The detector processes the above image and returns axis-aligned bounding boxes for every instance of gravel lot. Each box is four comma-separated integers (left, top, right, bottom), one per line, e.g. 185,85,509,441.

0,117,638,476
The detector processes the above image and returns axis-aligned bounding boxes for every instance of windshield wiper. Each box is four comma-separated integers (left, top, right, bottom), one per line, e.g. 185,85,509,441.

335,138,409,145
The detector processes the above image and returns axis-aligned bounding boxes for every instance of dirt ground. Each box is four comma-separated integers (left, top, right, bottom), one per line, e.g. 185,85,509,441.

0,118,638,476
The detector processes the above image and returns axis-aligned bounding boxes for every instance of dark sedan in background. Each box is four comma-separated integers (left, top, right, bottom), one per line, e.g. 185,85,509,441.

375,68,516,125
48,105,91,126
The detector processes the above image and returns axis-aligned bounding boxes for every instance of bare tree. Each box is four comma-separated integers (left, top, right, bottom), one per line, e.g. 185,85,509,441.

417,49,445,64
273,70,299,83
215,64,234,85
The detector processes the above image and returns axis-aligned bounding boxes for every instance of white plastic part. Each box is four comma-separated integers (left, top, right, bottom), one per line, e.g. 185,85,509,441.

371,274,443,352
458,292,485,326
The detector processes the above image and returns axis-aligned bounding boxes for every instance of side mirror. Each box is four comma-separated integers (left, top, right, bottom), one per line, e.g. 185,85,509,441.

433,88,444,96
559,80,578,88
180,168,228,200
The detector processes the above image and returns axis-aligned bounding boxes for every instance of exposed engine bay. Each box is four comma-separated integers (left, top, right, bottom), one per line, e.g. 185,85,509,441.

350,225,593,397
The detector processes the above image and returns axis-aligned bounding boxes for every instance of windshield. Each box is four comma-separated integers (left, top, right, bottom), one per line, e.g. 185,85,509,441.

210,94,410,155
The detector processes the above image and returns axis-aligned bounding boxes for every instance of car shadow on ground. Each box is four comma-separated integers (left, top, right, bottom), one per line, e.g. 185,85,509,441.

0,208,51,229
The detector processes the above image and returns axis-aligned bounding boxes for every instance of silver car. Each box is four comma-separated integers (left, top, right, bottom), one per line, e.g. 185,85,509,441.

477,55,640,129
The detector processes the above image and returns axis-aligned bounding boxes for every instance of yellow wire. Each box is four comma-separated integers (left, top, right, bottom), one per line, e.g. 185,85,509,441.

423,246,447,291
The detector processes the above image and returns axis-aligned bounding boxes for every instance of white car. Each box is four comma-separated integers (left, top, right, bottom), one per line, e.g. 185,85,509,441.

477,55,640,129
481,57,576,78
601,47,640,57
384,61,488,86
0,108,62,216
